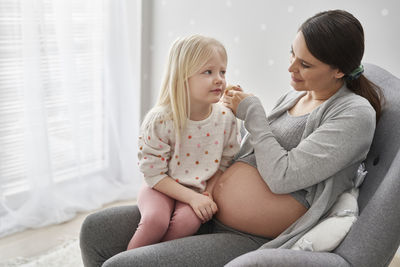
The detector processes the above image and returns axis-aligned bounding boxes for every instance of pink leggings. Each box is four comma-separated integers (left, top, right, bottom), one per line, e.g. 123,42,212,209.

127,185,202,250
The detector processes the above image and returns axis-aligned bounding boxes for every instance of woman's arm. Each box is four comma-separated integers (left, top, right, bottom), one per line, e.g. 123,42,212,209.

235,96,376,194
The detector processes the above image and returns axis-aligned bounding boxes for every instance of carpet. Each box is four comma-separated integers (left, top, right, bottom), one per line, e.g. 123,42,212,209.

0,239,83,267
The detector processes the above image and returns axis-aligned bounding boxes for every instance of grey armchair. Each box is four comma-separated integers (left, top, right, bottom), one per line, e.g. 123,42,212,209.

227,63,400,266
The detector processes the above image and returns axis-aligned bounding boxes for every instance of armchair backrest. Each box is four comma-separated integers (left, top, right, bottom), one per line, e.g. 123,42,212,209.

335,63,400,266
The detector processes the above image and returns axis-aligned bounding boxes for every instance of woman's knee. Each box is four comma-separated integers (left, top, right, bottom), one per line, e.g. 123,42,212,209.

80,206,140,252
80,212,103,246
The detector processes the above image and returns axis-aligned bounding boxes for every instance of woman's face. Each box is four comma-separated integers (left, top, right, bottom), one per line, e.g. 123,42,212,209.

288,31,344,94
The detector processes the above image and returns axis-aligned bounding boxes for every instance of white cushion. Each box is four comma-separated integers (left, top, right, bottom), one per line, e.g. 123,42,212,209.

291,190,358,251
291,164,366,252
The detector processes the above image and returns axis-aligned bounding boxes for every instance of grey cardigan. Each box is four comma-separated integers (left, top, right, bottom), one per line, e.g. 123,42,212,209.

235,85,376,249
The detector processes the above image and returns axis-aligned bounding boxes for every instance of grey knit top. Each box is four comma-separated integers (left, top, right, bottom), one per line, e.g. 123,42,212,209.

237,111,310,207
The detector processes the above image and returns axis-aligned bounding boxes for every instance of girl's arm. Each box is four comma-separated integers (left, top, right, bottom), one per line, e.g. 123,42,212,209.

139,116,217,221
154,176,218,222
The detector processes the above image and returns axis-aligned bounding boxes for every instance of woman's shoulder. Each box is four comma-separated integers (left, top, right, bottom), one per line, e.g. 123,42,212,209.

320,87,376,127
329,86,375,112
269,89,305,112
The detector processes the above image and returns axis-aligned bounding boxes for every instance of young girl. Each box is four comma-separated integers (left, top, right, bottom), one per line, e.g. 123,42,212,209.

127,35,240,250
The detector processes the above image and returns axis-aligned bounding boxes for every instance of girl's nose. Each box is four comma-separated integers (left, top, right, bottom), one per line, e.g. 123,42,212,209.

214,75,223,84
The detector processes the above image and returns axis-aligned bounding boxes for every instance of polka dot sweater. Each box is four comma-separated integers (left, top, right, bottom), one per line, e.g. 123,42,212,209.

138,103,240,192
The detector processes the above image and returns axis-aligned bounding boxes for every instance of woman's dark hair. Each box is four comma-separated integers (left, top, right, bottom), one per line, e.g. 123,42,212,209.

299,9,384,121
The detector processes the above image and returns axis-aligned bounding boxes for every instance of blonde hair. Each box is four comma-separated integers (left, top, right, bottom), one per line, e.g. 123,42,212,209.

141,34,227,137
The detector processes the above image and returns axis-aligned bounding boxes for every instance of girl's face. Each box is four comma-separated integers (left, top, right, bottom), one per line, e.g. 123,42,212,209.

288,31,344,94
188,49,227,108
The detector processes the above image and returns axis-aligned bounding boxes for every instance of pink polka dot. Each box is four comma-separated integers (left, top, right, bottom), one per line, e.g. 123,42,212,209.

215,141,219,145
197,144,201,148
159,145,163,148
150,165,154,168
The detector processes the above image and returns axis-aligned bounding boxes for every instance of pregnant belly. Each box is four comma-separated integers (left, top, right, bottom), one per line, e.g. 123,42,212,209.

213,162,307,238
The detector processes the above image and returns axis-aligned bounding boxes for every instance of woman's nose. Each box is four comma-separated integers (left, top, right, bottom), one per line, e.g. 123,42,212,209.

288,59,297,73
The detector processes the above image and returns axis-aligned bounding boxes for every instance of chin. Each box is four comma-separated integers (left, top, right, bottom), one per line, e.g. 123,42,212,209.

211,96,222,103
290,83,305,92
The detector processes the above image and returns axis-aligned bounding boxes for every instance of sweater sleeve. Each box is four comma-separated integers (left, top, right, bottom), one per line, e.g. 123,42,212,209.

219,111,240,171
138,119,173,187
236,96,376,194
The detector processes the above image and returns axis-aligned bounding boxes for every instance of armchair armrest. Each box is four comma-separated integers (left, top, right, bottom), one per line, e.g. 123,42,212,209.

226,248,350,267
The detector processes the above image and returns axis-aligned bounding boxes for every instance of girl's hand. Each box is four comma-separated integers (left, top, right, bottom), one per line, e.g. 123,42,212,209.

222,85,253,115
189,192,218,223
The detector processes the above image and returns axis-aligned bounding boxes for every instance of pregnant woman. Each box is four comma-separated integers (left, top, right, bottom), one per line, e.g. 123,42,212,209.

80,9,383,267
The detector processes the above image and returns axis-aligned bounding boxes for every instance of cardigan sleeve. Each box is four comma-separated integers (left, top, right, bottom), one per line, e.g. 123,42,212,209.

236,96,376,194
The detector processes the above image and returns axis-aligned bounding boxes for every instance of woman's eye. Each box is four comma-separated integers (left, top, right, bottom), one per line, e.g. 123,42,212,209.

301,62,310,68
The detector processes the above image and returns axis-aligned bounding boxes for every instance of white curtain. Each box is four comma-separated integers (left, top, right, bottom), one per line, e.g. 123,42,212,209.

0,0,142,238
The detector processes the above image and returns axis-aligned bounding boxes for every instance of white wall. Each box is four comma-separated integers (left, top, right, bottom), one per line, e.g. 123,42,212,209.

141,0,400,116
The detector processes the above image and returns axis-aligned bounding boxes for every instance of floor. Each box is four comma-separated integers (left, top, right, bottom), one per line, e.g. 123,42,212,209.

0,199,137,263
0,199,399,266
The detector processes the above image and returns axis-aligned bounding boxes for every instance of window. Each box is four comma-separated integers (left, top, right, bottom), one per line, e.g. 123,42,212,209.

0,0,105,197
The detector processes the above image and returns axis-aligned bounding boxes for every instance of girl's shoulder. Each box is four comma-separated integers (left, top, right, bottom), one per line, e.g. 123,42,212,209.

213,102,235,118
141,106,174,132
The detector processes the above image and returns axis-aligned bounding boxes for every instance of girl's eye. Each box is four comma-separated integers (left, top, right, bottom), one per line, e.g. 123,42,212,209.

204,70,212,74
220,70,226,75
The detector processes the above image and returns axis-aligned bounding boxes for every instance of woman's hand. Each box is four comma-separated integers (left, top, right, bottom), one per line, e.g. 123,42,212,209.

189,192,218,223
222,85,253,115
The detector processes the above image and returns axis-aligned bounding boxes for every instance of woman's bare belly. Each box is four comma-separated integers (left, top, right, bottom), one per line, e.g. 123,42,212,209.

213,162,307,238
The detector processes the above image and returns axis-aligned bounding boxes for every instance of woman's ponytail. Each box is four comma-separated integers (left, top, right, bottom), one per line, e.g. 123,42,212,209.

346,74,384,121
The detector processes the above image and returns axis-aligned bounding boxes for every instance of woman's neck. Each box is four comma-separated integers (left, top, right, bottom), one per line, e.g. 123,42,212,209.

189,104,212,121
307,80,344,102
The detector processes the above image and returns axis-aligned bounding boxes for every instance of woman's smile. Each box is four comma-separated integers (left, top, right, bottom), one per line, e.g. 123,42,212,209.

291,75,303,83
